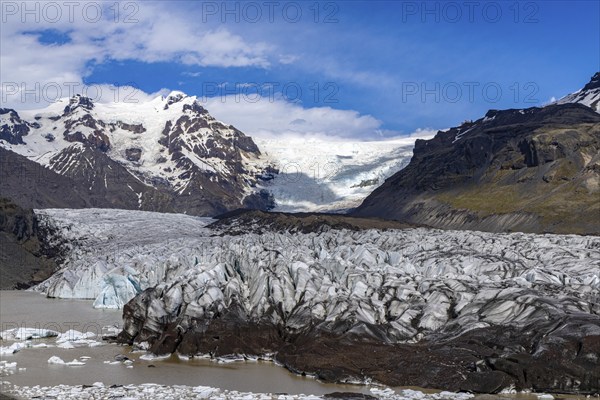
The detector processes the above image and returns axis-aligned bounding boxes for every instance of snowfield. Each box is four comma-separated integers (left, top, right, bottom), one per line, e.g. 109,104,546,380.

34,209,600,343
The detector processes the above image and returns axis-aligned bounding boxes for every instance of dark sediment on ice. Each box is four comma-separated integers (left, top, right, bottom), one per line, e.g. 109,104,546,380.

118,302,600,395
209,209,419,234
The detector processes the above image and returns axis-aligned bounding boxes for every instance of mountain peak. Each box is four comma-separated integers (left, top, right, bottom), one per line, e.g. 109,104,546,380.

163,91,189,109
582,72,600,92
166,90,187,98
555,71,600,112
63,94,94,115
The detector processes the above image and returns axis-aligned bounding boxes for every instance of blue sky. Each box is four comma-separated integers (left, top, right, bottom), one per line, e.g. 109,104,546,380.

1,0,599,138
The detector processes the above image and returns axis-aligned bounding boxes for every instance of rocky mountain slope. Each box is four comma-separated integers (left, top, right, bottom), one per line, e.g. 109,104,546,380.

354,73,600,234
0,198,60,289
0,93,274,215
28,208,600,393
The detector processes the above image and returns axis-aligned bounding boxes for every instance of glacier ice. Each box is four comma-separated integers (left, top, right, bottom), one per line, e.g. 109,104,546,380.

33,208,600,342
0,342,26,356
93,272,141,309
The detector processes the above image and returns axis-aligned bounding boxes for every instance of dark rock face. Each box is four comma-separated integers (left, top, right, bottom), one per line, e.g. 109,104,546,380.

115,121,146,134
63,94,94,114
0,198,60,289
155,103,274,213
0,108,31,145
182,102,209,115
125,148,142,162
164,92,186,109
47,145,179,213
582,71,600,92
0,147,90,209
63,112,111,152
354,103,600,235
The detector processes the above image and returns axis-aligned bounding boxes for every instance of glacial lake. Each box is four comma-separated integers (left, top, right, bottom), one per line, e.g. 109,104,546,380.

0,290,377,396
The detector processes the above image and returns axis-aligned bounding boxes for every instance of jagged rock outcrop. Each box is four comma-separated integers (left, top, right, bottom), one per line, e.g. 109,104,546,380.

557,71,600,111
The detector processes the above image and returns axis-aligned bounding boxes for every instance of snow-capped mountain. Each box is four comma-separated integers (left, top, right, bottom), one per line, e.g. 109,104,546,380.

556,71,600,112
0,92,274,215
0,93,430,214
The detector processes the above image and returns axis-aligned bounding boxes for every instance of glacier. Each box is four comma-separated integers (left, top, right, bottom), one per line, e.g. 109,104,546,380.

255,135,431,212
28,208,600,392
33,208,600,340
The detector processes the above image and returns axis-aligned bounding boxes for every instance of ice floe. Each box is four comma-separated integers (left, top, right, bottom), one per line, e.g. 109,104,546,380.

0,342,26,355
47,356,87,366
0,327,59,340
4,382,476,400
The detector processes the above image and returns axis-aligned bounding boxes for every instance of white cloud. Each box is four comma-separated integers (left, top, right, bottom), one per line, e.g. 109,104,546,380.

0,1,273,108
182,71,203,78
201,95,388,140
279,54,300,64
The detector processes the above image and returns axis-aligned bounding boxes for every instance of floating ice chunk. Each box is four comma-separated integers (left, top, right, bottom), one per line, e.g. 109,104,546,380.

57,329,96,343
32,343,53,348
48,356,66,365
66,359,85,366
0,342,26,355
139,353,170,361
101,325,121,338
0,327,59,340
192,386,219,396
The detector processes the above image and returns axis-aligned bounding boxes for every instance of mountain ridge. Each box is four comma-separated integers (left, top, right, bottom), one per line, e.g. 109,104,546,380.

0,93,425,215
0,92,275,215
353,73,600,235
